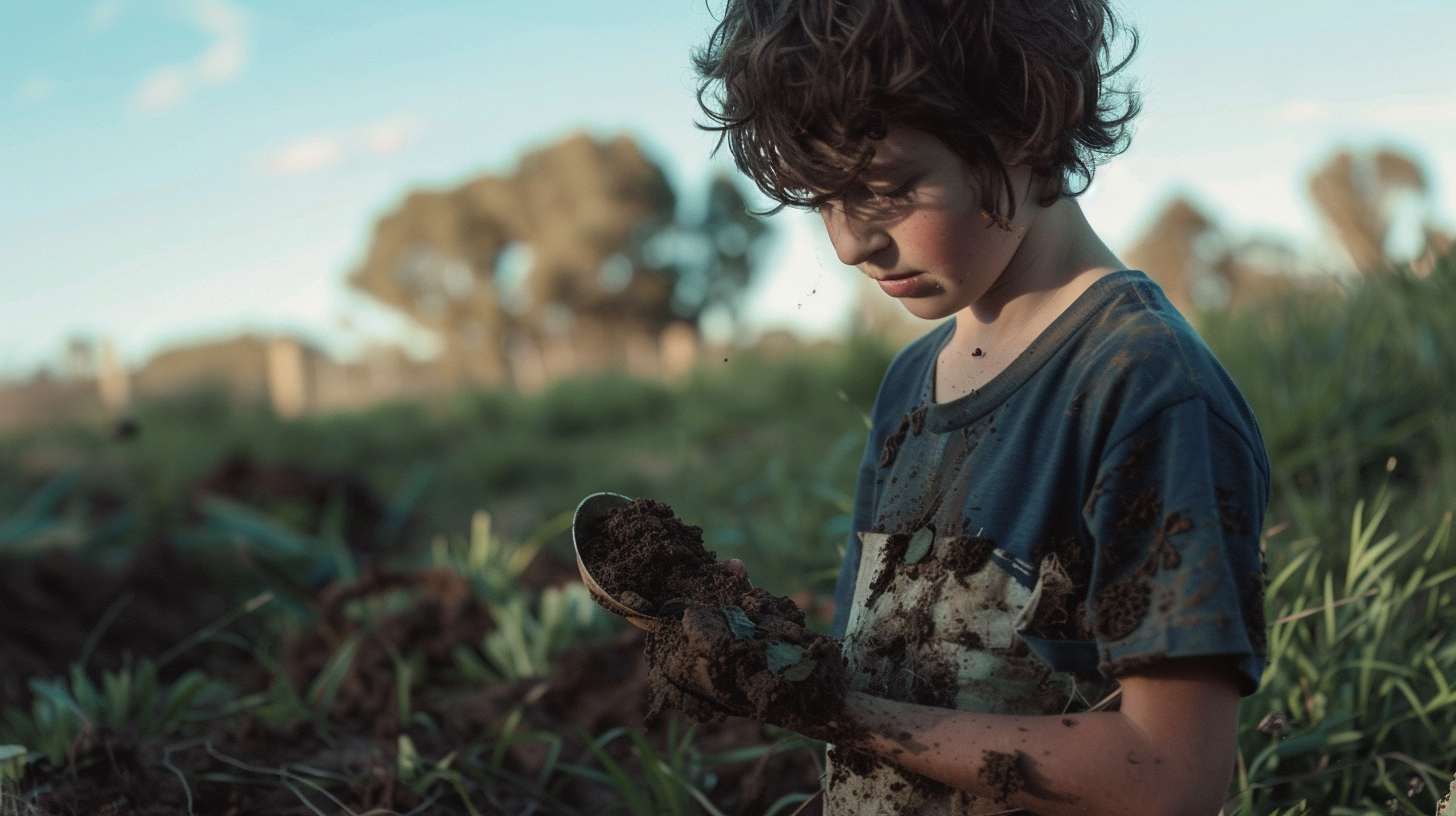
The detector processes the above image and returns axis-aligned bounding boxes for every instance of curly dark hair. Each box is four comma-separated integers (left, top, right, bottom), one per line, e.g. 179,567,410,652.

693,0,1140,219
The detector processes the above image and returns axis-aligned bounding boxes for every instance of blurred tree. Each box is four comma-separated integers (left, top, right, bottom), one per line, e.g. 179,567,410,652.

348,133,769,387
1124,197,1316,321
1125,146,1453,324
636,173,771,328
1307,148,1446,273
1122,196,1218,317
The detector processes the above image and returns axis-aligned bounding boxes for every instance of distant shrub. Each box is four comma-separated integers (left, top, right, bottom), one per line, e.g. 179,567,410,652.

535,373,673,437
1203,252,1456,538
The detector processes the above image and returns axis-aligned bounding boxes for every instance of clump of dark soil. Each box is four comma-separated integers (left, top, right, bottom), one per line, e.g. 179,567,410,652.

861,531,913,609
978,749,1028,803
940,536,996,582
583,499,853,740
1092,577,1152,640
828,746,884,777
645,603,851,739
578,498,754,614
907,654,959,709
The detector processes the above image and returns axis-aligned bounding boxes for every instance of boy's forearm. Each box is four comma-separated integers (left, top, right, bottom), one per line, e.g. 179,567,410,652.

839,687,1234,816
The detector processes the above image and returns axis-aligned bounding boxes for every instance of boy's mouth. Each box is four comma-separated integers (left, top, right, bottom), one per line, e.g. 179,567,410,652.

875,271,929,298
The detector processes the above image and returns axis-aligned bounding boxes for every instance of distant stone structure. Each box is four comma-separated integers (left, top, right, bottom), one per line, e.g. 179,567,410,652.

97,340,130,413
0,323,707,433
133,335,274,405
0,374,104,434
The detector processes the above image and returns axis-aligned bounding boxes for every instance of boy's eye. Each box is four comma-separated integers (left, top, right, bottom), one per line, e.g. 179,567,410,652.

868,180,916,201
846,180,915,212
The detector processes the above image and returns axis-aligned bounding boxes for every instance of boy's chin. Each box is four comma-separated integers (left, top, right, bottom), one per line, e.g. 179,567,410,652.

895,296,960,322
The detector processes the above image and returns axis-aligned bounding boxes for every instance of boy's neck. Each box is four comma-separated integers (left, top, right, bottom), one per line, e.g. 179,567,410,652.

935,198,1124,402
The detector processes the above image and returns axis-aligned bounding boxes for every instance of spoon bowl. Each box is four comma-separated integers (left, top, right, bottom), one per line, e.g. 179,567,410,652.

571,492,664,631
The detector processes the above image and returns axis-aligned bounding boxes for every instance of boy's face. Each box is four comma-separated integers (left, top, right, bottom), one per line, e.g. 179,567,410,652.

817,126,1035,321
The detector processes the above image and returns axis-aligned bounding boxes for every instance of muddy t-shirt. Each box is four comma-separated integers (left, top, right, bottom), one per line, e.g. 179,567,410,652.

833,269,1268,687
825,271,1268,811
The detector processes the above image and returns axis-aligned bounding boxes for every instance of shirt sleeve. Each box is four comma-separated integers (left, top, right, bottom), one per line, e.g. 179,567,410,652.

1082,396,1268,695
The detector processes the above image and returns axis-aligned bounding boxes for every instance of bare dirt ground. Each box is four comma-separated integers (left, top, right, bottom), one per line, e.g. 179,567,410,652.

1,545,824,815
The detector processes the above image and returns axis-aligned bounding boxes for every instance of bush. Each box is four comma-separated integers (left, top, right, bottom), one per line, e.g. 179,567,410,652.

1203,253,1456,542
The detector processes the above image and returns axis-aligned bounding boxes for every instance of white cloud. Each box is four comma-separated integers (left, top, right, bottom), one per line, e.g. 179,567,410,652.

1280,101,1333,124
195,0,247,82
130,0,249,113
89,0,123,32
366,121,412,154
1374,95,1456,127
266,137,346,175
260,114,425,176
14,77,56,105
365,115,425,154
134,66,189,112
1275,93,1456,129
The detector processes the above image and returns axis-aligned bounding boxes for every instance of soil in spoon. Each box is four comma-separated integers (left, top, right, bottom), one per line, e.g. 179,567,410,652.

580,497,756,613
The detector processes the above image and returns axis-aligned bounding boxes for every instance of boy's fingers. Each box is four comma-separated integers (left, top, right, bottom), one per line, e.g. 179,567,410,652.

693,656,717,697
666,653,746,716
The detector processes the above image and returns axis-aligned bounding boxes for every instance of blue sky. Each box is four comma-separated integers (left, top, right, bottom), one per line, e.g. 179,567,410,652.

2,0,1453,377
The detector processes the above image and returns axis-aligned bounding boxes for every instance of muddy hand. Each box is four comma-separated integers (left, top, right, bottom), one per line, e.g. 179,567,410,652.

668,605,753,715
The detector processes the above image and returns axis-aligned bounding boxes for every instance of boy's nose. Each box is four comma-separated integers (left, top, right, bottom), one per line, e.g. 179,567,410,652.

821,204,890,266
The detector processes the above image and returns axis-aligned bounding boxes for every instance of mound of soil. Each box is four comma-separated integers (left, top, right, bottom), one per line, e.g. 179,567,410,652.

581,498,852,740
17,628,823,816
0,542,241,712
280,567,496,735
11,559,824,816
195,455,390,556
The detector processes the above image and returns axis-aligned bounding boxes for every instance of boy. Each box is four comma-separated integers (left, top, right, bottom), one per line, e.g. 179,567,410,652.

652,1,1269,813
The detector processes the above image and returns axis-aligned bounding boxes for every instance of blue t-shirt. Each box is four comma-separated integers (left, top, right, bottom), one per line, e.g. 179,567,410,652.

830,270,1269,694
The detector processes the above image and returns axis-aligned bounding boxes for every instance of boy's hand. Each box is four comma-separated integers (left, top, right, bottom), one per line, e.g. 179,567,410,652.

652,556,750,718
643,598,853,739
654,605,756,717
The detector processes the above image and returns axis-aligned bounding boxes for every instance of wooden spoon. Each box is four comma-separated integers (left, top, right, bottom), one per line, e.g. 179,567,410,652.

571,492,669,632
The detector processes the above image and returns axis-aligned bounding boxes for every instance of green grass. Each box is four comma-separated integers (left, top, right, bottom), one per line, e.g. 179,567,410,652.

1,253,1454,813
1233,475,1456,814
1201,253,1456,545
0,337,890,599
